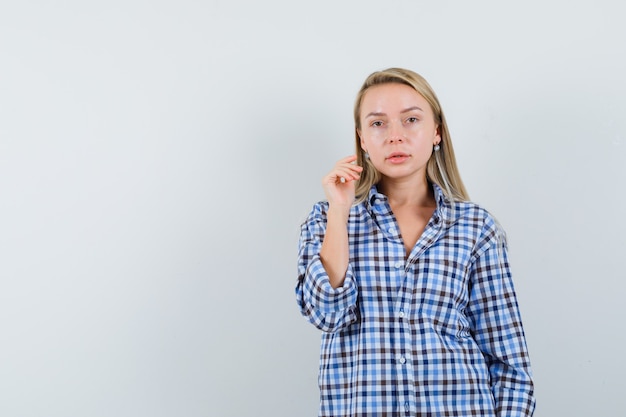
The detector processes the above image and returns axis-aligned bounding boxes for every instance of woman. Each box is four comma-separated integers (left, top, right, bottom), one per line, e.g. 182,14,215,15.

296,68,535,416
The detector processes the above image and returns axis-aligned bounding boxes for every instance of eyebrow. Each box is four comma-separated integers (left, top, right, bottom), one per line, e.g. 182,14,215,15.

364,106,424,118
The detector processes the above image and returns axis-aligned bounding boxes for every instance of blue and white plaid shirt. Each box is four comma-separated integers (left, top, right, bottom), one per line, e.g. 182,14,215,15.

296,184,535,416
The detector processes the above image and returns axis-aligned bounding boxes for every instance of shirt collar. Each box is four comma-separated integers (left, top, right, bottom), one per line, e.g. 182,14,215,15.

366,184,387,211
366,182,453,222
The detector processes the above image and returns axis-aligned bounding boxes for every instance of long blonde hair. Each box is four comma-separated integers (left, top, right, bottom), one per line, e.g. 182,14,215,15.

353,68,469,203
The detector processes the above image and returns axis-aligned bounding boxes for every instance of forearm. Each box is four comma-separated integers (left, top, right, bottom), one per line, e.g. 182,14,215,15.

319,207,350,288
296,203,358,333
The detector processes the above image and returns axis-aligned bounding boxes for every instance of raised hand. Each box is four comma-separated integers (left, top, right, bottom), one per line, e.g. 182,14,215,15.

319,155,363,288
321,155,363,213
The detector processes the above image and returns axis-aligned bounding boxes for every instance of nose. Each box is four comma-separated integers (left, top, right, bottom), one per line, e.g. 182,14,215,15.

387,121,405,143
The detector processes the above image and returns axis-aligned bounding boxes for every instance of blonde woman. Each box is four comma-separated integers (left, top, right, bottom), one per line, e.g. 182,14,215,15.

296,68,535,416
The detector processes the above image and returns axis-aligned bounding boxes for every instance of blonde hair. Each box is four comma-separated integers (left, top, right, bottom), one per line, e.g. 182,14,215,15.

353,68,469,203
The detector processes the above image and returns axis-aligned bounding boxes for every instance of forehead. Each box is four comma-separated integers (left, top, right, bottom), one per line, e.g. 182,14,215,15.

361,83,431,114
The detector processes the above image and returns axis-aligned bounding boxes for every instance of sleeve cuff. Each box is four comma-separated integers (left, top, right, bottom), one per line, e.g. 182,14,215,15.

303,255,358,314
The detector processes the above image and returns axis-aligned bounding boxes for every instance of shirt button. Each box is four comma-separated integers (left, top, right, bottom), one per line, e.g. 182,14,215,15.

388,227,396,234
398,356,406,364
405,402,410,412
399,310,405,318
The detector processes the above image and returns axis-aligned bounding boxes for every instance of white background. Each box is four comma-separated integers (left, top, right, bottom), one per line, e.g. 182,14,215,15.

1,1,624,416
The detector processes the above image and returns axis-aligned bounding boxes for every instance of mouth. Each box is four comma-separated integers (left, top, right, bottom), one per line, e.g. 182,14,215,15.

385,152,411,164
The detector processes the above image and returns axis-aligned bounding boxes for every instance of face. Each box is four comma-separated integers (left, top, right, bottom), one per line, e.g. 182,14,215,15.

358,83,440,184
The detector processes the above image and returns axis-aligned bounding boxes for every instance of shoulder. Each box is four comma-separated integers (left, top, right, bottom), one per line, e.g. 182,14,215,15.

308,199,330,218
451,200,496,225
446,199,507,247
433,184,498,232
299,201,328,233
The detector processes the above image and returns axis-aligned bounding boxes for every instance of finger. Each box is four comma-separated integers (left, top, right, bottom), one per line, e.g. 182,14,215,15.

338,154,358,164
323,157,363,185
334,165,362,181
337,163,363,174
332,166,361,182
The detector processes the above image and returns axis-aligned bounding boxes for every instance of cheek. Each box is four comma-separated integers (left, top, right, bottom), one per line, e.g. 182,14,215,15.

363,146,384,163
360,134,379,151
363,126,388,141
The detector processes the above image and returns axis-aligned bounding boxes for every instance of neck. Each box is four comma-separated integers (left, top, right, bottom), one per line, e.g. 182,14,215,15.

378,176,434,207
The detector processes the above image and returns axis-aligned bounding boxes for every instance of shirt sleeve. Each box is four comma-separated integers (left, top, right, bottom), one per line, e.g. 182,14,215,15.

466,217,536,417
295,203,359,333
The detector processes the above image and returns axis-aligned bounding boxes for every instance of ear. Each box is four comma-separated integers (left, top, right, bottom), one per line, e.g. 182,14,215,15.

434,125,441,145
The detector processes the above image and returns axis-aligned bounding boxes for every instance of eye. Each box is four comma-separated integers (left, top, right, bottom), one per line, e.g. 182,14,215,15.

406,116,419,124
370,120,384,127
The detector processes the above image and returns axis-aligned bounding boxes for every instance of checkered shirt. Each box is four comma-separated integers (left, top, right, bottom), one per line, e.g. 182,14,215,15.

296,184,535,416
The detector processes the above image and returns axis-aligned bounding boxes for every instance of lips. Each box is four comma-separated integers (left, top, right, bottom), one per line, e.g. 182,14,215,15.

386,152,411,164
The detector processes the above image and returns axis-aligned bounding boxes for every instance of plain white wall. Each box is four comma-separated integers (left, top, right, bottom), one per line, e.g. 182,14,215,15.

1,1,624,416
